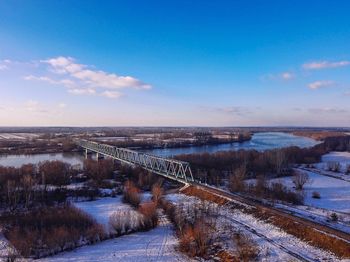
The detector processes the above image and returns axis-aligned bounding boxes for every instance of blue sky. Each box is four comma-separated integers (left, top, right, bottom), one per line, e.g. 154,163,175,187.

1,1,350,126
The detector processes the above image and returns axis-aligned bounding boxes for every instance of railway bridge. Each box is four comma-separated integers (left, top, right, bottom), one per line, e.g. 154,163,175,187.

76,139,194,183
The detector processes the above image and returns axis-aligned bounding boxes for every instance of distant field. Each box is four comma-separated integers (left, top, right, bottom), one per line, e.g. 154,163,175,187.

0,133,40,140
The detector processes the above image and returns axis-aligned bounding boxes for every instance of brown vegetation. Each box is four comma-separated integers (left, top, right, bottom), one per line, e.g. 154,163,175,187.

1,205,105,258
177,135,350,187
181,185,350,259
138,201,158,229
123,181,141,207
292,131,347,141
83,158,115,184
160,198,218,259
151,182,163,205
39,160,71,186
232,232,259,261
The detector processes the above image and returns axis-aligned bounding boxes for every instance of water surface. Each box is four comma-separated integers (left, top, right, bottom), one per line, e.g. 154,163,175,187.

0,152,85,168
0,132,319,167
142,132,319,157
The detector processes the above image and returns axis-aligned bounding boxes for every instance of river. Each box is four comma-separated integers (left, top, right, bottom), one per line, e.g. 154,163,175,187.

0,132,319,167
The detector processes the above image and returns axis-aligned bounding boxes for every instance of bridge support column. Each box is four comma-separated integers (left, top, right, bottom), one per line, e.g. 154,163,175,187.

96,152,99,161
84,148,88,159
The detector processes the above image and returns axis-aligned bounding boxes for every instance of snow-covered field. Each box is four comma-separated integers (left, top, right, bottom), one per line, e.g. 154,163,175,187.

0,133,40,140
308,151,350,182
1,195,190,262
166,193,344,262
321,151,350,166
74,197,132,233
36,196,189,262
37,214,189,262
274,170,350,213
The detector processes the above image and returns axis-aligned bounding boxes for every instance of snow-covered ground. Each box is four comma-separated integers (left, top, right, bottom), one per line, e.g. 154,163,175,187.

0,195,190,262
37,213,190,262
274,169,350,213
308,151,350,182
0,133,40,140
166,193,344,262
74,197,132,233
321,152,350,167
35,195,189,262
0,233,16,261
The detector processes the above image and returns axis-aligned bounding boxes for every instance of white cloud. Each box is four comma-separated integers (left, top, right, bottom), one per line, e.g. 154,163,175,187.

100,91,123,99
0,59,11,70
23,56,151,99
42,56,151,90
280,72,294,80
24,75,77,88
68,88,96,95
303,60,350,70
58,103,67,108
308,80,335,90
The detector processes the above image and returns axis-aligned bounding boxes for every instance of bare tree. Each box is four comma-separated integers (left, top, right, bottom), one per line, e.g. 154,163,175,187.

327,162,341,172
346,164,350,175
21,175,35,208
6,180,20,211
151,183,163,205
229,164,246,192
292,170,310,190
275,150,287,175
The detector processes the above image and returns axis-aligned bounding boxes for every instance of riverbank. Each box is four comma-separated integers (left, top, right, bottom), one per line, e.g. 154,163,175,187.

291,131,348,141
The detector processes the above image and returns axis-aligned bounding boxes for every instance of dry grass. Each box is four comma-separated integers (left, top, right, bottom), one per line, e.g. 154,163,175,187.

181,185,350,259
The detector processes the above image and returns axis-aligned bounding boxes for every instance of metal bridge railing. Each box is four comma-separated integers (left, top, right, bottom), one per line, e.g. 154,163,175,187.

76,139,194,183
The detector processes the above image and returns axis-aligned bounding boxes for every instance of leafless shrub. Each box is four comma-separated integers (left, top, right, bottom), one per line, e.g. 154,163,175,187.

330,213,338,222
123,181,141,207
160,198,216,259
109,210,142,235
151,183,163,205
327,161,341,172
138,201,158,229
233,231,259,261
346,164,350,175
292,170,310,190
312,191,321,199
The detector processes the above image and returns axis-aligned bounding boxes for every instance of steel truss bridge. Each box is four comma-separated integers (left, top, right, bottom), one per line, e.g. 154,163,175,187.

76,139,194,183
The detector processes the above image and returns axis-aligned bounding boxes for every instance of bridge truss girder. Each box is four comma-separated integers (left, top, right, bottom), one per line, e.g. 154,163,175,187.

76,139,194,183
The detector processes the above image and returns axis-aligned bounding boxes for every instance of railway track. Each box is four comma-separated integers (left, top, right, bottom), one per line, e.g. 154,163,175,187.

197,184,350,244
220,203,315,262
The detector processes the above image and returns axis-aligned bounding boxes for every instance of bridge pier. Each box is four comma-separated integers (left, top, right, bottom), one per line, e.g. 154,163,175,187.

84,148,88,159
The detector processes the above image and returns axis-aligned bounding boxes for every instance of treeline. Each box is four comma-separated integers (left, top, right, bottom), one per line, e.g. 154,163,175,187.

0,158,116,211
0,138,77,155
97,132,251,150
176,135,350,185
1,205,105,258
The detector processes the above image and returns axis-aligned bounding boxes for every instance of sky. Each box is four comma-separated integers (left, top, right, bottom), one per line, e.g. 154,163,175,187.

0,0,350,127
